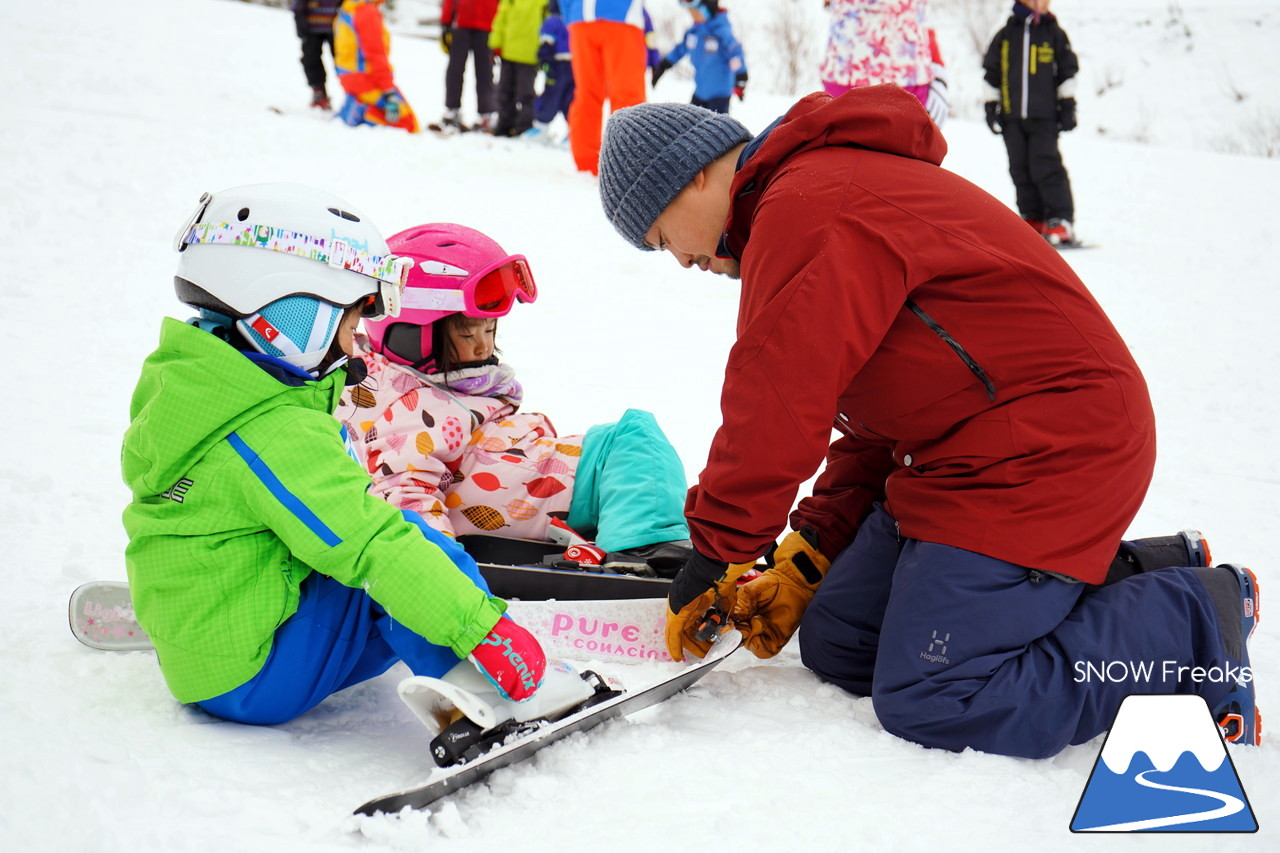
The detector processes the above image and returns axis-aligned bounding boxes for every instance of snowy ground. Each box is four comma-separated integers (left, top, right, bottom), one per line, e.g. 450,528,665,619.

3,0,1278,850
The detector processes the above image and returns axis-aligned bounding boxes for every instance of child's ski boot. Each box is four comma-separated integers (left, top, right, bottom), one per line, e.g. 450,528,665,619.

399,658,623,767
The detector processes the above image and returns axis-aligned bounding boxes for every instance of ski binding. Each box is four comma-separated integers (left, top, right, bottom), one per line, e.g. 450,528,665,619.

400,658,623,768
355,630,742,815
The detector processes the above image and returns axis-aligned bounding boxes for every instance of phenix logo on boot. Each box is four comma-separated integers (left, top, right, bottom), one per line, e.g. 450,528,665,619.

1073,660,1254,685
480,633,538,691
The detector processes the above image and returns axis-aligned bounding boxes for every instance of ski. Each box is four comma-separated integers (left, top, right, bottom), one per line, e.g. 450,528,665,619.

68,580,150,651
353,630,741,816
457,533,674,601
266,105,335,121
425,121,472,136
480,562,669,601
69,581,674,662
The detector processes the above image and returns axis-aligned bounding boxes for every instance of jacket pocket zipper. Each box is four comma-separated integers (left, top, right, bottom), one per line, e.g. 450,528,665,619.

905,299,997,402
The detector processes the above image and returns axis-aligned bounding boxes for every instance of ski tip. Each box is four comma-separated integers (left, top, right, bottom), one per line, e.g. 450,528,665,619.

68,580,154,651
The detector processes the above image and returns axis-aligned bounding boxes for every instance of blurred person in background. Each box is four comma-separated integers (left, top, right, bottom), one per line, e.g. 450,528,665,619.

292,1,342,110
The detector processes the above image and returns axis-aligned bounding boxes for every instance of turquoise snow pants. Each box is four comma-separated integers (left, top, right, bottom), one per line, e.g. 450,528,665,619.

566,408,689,551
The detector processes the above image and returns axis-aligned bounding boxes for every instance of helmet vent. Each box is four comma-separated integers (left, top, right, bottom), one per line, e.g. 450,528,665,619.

328,207,362,222
438,241,458,247
237,207,250,221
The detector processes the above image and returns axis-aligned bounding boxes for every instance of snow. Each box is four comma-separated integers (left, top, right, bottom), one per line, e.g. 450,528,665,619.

3,0,1278,849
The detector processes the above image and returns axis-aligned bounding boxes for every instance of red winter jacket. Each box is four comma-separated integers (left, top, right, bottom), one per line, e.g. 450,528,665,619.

685,86,1155,584
441,0,499,31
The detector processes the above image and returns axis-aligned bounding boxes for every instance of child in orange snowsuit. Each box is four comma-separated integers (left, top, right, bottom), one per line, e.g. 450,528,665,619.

334,0,420,132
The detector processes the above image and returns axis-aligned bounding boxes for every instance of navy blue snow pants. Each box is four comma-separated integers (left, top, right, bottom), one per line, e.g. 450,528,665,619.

798,505,1236,758
534,61,574,124
198,513,490,725
691,94,730,115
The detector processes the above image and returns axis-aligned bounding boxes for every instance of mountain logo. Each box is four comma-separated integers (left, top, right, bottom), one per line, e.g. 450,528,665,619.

1071,694,1257,832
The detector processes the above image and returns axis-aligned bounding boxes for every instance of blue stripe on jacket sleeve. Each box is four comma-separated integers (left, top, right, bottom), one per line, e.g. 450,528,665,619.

227,431,343,548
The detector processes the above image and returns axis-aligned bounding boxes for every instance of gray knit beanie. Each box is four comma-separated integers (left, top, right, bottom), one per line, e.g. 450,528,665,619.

598,102,753,250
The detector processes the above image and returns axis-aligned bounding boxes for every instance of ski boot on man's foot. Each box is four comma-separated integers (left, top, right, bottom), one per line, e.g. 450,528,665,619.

1210,564,1262,746
1022,217,1047,236
603,540,693,578
1126,529,1211,570
310,87,332,110
1043,218,1075,246
1101,529,1211,585
476,112,498,134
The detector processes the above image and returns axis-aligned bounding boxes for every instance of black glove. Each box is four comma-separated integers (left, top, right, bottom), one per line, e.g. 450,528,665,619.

1057,97,1077,132
651,58,672,88
733,71,748,101
984,101,1002,135
665,550,756,661
440,25,453,55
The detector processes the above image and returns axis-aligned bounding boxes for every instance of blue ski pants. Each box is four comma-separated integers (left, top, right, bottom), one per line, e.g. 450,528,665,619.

534,60,574,123
798,505,1236,758
198,514,490,725
691,94,730,115
566,408,689,552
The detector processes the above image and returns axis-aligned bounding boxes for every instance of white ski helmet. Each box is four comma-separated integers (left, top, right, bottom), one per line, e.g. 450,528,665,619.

173,183,409,373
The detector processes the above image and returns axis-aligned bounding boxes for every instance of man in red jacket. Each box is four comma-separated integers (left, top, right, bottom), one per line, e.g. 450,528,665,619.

595,90,1261,757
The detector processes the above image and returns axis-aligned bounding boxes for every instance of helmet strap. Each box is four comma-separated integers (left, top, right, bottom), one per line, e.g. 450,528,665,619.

188,308,236,343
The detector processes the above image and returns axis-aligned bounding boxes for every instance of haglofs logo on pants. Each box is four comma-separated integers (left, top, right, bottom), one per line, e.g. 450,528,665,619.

920,630,951,665
1071,694,1257,832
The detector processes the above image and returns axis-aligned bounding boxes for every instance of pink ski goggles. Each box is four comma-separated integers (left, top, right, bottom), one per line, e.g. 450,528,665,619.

403,255,538,318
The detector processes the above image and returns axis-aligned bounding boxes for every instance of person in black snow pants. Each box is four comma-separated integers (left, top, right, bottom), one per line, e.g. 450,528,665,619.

983,1,1079,246
293,1,342,109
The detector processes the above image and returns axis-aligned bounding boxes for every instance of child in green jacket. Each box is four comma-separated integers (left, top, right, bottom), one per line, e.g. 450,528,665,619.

488,0,548,136
121,182,546,724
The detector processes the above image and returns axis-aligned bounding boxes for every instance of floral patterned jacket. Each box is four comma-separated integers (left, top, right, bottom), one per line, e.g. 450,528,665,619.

336,340,584,540
820,0,932,89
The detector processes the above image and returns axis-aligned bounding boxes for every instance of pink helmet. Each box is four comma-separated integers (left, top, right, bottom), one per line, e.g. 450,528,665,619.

365,223,537,369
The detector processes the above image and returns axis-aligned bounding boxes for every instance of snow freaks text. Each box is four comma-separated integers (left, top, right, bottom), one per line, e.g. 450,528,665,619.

1072,660,1254,685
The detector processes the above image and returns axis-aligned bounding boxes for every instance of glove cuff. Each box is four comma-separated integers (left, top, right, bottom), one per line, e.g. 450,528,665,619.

774,555,824,592
670,550,759,613
668,550,727,613
774,528,832,589
686,549,728,584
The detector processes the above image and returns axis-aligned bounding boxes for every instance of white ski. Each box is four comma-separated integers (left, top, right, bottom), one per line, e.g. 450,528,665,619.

69,581,673,662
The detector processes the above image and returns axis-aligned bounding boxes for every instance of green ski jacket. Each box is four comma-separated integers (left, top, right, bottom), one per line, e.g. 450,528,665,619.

122,318,505,703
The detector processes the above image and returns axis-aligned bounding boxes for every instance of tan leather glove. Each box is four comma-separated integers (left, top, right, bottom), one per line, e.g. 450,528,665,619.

665,551,756,661
731,528,831,658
